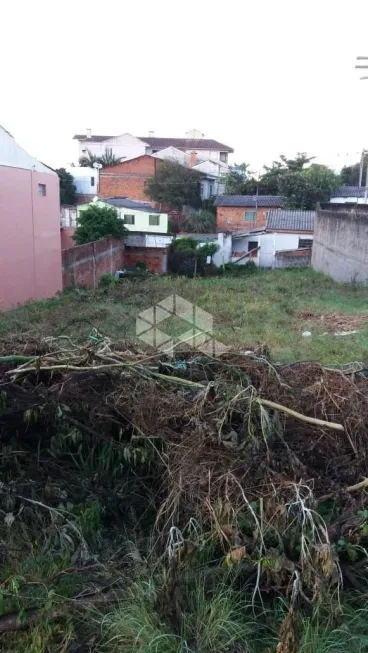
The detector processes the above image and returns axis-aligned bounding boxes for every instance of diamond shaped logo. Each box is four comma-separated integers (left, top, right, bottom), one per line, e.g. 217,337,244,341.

136,294,227,357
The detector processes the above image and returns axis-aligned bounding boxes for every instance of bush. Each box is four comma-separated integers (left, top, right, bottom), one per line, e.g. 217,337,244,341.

99,273,117,288
74,204,128,245
224,260,257,275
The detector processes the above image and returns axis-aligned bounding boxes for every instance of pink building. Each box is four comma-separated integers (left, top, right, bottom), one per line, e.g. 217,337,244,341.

0,126,62,309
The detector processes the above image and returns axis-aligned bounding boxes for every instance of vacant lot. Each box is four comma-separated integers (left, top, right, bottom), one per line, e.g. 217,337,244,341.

2,268,368,364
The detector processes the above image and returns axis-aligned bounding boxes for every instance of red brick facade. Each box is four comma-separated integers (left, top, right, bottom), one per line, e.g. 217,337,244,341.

216,206,270,231
124,247,167,274
99,155,159,201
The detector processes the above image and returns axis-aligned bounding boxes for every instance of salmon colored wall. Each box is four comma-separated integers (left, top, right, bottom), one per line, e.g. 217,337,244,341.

0,166,62,309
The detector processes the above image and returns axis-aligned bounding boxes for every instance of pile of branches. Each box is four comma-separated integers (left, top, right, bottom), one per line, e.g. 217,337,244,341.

1,334,368,640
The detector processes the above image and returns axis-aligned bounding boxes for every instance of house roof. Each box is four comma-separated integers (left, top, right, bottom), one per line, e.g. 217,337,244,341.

138,136,234,152
214,195,283,208
102,198,162,213
73,134,112,142
331,185,366,198
73,134,234,152
266,209,315,232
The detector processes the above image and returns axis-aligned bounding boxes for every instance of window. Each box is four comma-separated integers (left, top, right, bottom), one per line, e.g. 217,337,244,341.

248,240,258,257
244,210,256,222
91,177,95,187
149,214,160,226
298,238,313,249
123,214,135,225
38,184,46,196
220,152,228,163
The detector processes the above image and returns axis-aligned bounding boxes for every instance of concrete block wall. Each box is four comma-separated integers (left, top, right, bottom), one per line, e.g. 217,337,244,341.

312,210,368,283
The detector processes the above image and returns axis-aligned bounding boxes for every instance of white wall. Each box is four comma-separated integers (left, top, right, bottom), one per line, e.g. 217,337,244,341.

153,146,190,165
232,232,313,267
67,166,98,195
330,197,368,204
77,133,147,162
78,201,168,234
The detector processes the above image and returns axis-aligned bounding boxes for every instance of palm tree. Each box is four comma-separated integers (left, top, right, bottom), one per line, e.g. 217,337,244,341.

78,147,121,168
78,149,99,167
98,148,121,167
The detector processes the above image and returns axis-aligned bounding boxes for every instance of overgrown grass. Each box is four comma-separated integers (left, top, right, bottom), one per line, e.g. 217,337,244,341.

1,269,368,363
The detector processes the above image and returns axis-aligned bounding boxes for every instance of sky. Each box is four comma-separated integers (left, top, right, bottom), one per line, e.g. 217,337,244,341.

2,0,368,173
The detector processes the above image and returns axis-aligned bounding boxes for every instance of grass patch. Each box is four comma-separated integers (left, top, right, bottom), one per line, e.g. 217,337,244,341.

2,269,368,363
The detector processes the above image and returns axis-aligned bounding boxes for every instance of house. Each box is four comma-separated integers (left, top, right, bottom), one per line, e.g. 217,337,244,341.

0,125,62,309
152,147,227,200
329,186,368,205
78,198,169,234
215,195,283,231
73,129,234,166
74,129,233,202
98,155,159,202
231,209,315,268
65,165,99,202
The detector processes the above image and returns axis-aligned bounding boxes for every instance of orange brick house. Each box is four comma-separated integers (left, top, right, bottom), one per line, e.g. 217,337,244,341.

215,195,283,231
99,155,160,201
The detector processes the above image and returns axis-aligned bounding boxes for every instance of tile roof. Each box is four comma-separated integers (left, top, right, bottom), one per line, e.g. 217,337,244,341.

331,185,366,198
73,134,234,152
102,198,162,213
73,134,112,142
214,195,283,207
266,209,315,232
138,137,234,152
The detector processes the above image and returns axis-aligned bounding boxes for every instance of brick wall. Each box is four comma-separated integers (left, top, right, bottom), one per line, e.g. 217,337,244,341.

216,206,269,231
99,155,159,201
124,247,167,274
62,238,124,288
60,227,76,250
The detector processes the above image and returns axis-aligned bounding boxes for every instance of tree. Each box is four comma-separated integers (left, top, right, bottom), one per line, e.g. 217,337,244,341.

78,147,121,168
279,164,340,209
340,162,361,186
56,168,76,205
98,148,121,167
180,210,216,233
219,163,257,195
257,153,315,195
145,160,202,210
79,149,99,167
73,204,128,245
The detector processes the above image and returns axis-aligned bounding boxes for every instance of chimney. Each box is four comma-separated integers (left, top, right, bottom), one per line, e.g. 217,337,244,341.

148,130,155,137
189,151,197,167
86,128,92,139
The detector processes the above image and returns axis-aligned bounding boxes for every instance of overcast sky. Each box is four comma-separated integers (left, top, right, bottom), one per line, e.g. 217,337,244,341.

2,0,368,172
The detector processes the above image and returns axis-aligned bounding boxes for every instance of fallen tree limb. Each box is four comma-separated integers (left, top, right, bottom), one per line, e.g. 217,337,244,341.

318,477,368,503
257,398,345,432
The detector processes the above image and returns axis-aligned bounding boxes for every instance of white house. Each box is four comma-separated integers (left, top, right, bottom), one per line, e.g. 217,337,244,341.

73,129,234,165
66,166,99,197
77,198,169,234
231,210,315,267
330,185,368,204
